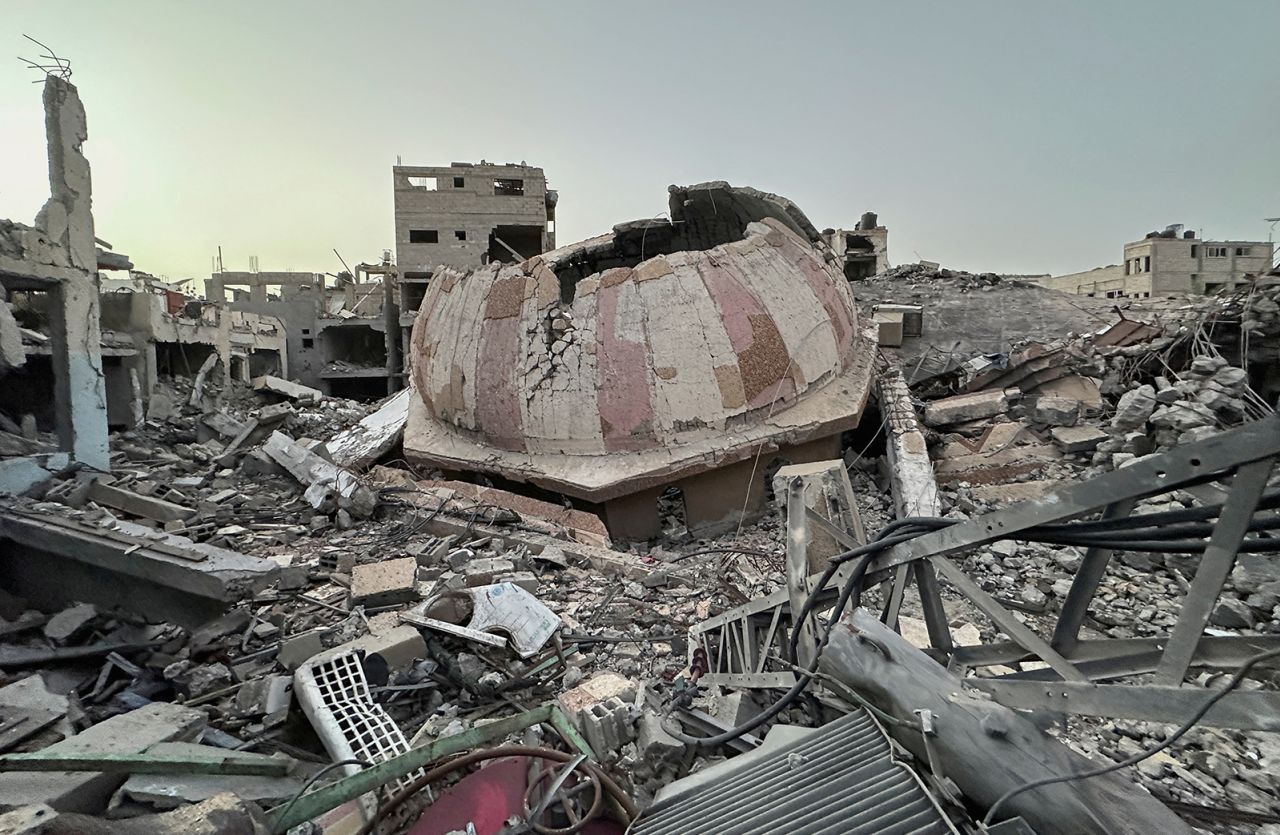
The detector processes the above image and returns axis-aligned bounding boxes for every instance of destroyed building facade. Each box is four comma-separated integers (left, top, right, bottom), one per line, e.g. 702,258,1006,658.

393,161,556,272
0,77,110,489
2,70,1280,835
402,183,876,540
824,210,889,280
206,268,397,399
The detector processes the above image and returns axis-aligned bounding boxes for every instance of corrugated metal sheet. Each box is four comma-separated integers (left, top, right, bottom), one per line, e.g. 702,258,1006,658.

632,708,955,835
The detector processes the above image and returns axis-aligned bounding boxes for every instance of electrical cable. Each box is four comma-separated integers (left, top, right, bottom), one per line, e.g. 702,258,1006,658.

273,757,371,832
669,495,1280,749
982,646,1280,826
356,746,637,835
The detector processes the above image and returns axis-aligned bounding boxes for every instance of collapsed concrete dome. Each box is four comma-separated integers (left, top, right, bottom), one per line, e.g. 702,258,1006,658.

404,182,876,539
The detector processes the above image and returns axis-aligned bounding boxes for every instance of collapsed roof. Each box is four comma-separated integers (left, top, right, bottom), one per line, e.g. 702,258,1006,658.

403,182,876,501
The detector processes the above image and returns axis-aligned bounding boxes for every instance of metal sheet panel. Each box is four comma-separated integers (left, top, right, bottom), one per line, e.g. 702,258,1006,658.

632,709,955,835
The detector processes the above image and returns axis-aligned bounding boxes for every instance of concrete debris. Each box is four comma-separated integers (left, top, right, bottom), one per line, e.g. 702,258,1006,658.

0,702,205,814
1,74,1276,832
41,603,98,646
323,386,411,470
349,557,419,607
923,388,1015,427
1048,424,1108,453
261,430,377,519
251,375,323,404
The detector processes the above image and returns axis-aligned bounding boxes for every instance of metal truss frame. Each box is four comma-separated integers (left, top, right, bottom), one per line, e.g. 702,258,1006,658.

690,412,1280,730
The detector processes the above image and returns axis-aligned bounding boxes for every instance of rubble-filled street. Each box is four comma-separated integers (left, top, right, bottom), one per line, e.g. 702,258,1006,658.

1,10,1279,835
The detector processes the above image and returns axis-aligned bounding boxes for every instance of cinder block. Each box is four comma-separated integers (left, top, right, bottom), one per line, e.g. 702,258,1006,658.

579,697,635,756
350,558,419,607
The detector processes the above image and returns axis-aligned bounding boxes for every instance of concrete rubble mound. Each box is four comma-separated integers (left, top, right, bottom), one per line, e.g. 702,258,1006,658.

1,76,1278,835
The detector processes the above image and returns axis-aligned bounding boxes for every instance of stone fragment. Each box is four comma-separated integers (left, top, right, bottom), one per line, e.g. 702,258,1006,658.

350,558,419,607
923,389,1014,428
1020,587,1048,608
1110,385,1156,430
1048,425,1107,453
1209,598,1255,629
1148,402,1215,432
1187,355,1226,377
234,675,293,718
1195,388,1232,412
43,604,97,645
277,630,325,670
559,672,636,717
1031,396,1081,427
637,712,684,762
462,557,515,587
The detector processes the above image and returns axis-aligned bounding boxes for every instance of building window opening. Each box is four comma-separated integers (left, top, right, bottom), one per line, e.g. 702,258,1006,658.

494,178,525,196
455,230,467,241
453,176,465,188
1191,244,1198,257
302,338,314,349
1143,255,1150,272
407,176,437,190
410,229,439,244
1236,247,1250,256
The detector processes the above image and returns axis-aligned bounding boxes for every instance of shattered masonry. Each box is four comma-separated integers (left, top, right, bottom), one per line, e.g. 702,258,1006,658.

404,182,876,540
1,71,1279,835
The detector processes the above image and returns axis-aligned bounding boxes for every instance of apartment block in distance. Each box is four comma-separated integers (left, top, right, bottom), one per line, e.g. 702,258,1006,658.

1038,224,1275,299
391,161,558,379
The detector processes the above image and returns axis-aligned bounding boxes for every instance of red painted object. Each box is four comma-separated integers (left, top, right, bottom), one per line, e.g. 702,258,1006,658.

407,757,623,835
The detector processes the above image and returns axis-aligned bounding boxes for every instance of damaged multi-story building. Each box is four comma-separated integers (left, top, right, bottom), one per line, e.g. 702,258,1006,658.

3,63,1280,835
205,265,396,399
1038,224,1276,299
402,183,877,540
824,210,889,280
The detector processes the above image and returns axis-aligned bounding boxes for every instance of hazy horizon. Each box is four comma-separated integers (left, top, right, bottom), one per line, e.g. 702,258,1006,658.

2,1,1276,284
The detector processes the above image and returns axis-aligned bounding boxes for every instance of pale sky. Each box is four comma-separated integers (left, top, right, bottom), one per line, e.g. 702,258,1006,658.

2,1,1277,284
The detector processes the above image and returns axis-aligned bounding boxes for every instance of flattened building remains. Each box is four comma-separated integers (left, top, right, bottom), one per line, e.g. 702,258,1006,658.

1,76,1279,835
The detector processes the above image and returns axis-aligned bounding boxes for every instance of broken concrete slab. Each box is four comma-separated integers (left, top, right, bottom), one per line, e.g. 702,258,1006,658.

350,557,418,607
87,480,193,524
934,442,1061,484
249,376,320,402
262,431,377,519
0,503,277,628
115,742,306,810
1049,424,1109,454
1030,395,1082,427
0,702,205,814
324,387,411,470
923,389,1016,428
252,375,322,403
42,604,97,645
0,676,69,752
